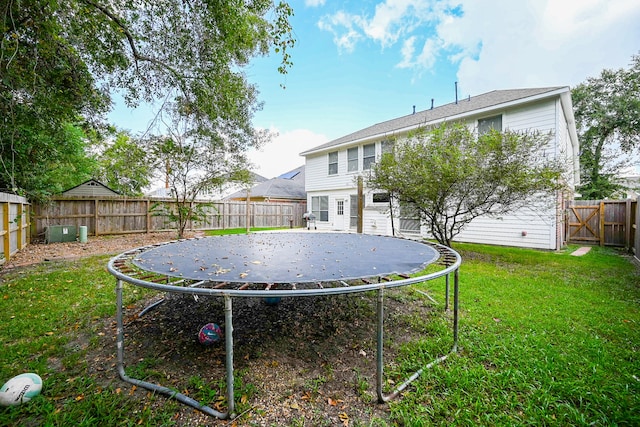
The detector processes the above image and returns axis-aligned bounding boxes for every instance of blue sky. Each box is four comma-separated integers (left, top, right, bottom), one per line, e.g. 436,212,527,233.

109,0,640,179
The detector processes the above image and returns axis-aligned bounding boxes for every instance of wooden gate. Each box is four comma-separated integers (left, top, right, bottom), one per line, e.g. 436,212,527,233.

566,200,635,247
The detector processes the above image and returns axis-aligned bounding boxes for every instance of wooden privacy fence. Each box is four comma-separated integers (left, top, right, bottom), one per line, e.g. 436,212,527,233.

0,192,30,264
32,197,307,238
566,199,637,249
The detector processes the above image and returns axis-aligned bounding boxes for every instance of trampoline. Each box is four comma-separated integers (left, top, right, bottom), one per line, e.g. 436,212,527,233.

108,232,461,419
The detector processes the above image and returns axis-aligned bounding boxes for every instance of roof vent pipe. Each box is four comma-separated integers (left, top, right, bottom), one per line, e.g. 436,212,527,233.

413,105,415,114
431,98,434,109
455,81,458,104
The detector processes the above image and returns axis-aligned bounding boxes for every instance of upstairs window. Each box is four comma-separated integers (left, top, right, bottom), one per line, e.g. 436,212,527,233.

328,151,338,175
363,143,376,170
347,147,358,172
478,114,503,135
381,140,394,155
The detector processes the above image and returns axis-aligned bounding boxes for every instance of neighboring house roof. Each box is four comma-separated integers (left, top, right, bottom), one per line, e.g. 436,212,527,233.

146,172,269,200
61,179,120,196
301,86,574,156
226,165,306,200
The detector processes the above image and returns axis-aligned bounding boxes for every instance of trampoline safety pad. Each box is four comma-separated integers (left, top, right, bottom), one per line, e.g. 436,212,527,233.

132,232,440,284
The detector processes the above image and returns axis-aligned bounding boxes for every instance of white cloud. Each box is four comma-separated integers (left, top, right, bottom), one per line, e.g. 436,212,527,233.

305,0,326,7
397,36,440,72
434,0,640,95
316,0,640,90
318,0,458,65
247,128,328,178
317,11,366,53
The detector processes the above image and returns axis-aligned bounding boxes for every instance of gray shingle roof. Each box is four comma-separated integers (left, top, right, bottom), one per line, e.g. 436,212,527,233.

301,86,568,155
225,165,306,200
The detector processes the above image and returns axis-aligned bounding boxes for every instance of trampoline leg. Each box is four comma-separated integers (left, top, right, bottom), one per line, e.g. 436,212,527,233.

453,268,459,352
376,288,385,403
224,295,235,416
376,267,461,403
445,274,450,311
114,279,231,419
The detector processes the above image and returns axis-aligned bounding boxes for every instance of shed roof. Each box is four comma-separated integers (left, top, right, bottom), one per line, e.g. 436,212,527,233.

61,179,120,196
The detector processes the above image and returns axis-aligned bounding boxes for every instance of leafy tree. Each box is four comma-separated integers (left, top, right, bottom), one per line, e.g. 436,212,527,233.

147,113,261,238
0,121,99,202
572,54,640,199
1,2,108,200
367,124,565,247
1,0,294,200
95,131,152,196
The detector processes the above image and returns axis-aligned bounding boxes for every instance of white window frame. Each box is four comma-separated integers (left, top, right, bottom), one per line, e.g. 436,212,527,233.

328,151,338,175
312,196,329,221
363,143,376,170
478,114,503,135
347,147,359,172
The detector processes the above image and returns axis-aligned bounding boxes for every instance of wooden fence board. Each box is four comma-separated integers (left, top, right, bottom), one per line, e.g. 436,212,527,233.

32,197,307,238
566,199,635,248
0,192,30,264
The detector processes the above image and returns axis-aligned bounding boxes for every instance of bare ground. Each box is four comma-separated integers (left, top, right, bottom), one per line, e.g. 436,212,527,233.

3,233,440,426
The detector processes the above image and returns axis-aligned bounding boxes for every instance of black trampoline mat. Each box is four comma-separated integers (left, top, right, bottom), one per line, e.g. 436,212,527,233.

132,232,439,284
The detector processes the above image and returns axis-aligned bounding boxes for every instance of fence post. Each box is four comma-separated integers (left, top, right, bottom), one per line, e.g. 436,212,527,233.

599,201,605,246
626,199,632,251
2,201,9,262
94,199,99,236
16,203,23,251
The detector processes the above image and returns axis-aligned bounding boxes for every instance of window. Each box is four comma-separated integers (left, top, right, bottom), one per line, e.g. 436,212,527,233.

312,196,329,221
381,140,394,155
372,192,390,203
337,200,344,215
349,195,358,228
478,114,502,135
347,147,358,172
363,143,375,170
328,151,338,175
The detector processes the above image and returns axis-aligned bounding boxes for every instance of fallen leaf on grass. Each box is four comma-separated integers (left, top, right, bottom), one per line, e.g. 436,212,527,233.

289,401,300,410
338,412,349,426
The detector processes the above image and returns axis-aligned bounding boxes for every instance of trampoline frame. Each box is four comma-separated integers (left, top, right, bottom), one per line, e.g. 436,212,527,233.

108,235,461,420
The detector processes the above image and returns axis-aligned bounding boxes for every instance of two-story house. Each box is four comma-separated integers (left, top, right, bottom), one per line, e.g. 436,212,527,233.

300,87,580,250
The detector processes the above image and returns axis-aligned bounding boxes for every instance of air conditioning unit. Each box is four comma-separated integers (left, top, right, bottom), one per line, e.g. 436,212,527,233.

45,225,77,243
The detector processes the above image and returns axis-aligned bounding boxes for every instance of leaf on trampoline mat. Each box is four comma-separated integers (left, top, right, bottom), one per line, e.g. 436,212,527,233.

250,260,262,264
239,272,248,278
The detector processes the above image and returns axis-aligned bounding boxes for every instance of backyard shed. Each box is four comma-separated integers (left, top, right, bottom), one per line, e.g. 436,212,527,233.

61,179,120,197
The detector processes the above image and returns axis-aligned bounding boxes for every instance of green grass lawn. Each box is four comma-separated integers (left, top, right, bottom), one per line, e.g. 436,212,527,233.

0,243,638,426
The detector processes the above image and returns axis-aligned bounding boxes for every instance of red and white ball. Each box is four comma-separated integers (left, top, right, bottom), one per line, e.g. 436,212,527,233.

0,373,43,406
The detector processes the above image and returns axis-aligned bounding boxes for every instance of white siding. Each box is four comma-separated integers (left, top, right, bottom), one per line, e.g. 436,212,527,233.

453,204,557,250
304,92,575,250
306,151,361,192
504,99,556,133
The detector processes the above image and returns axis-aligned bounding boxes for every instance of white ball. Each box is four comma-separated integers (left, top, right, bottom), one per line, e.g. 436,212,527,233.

0,373,43,406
